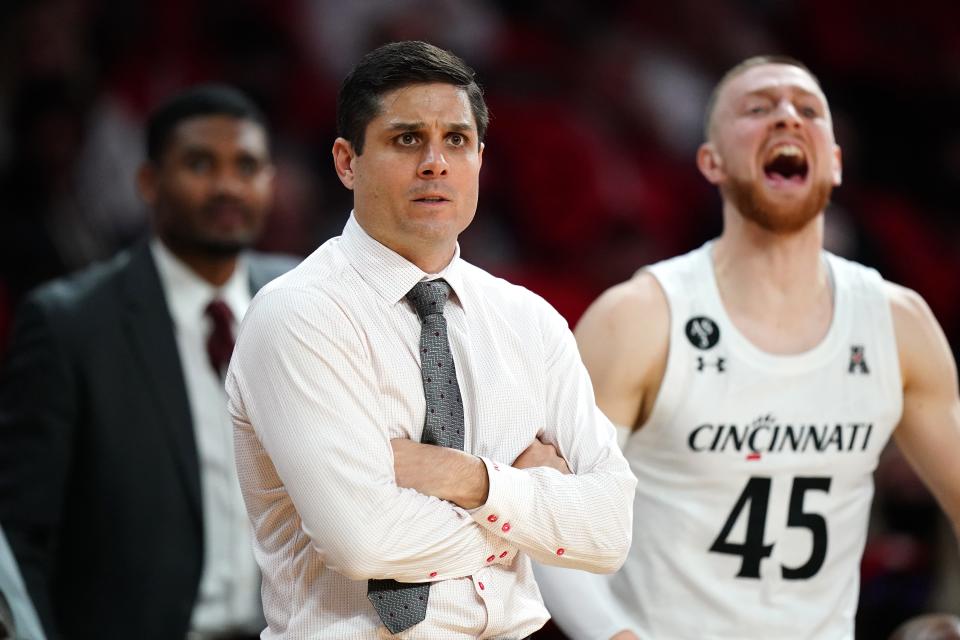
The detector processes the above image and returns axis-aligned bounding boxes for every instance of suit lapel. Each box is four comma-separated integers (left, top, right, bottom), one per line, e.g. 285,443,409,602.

247,254,277,293
119,243,203,530
247,252,298,296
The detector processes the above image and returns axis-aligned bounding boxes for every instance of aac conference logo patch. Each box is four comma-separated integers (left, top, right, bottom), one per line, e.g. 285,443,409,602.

685,316,720,350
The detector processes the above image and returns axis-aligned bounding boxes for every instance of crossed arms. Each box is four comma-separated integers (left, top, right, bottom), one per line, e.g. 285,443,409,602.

227,286,635,583
390,436,570,510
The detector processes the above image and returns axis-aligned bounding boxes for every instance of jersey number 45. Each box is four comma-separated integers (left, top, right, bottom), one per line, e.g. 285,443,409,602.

709,476,831,580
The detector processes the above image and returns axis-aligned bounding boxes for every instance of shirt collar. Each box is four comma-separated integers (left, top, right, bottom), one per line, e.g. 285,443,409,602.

340,212,467,309
150,237,251,327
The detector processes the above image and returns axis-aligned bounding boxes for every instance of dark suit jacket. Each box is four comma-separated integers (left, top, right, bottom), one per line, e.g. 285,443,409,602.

0,524,45,640
0,242,296,639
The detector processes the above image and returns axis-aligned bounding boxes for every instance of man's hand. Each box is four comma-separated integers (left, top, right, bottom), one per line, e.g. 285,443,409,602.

610,631,640,640
391,439,489,509
512,437,571,474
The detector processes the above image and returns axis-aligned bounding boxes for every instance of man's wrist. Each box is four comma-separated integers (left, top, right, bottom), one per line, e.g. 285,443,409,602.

449,453,490,509
392,440,490,508
453,453,489,510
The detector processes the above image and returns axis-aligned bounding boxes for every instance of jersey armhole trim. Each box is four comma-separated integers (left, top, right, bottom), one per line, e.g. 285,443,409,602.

635,266,686,440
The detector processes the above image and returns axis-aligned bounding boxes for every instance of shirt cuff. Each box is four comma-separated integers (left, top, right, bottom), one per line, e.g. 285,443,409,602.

469,456,534,543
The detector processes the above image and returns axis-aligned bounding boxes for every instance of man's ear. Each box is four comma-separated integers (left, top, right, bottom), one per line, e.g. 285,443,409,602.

831,144,843,186
696,142,725,185
332,137,358,189
136,163,159,206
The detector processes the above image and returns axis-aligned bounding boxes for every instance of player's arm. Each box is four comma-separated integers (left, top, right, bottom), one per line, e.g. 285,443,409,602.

888,282,960,536
534,272,669,640
228,287,513,583
575,270,670,434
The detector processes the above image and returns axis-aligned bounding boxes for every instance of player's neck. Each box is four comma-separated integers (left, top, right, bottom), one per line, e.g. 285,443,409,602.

715,210,826,291
712,214,833,354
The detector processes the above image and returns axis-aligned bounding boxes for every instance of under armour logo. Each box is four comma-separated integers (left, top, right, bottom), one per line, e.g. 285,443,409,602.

849,345,869,374
697,356,726,372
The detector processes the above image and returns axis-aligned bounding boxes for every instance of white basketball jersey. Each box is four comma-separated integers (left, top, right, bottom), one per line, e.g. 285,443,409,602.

612,243,902,640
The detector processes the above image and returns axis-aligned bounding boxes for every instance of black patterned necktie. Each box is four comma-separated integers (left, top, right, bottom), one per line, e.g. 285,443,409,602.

368,279,464,634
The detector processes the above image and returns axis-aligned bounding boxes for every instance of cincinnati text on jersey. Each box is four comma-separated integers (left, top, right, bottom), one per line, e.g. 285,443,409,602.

687,414,875,454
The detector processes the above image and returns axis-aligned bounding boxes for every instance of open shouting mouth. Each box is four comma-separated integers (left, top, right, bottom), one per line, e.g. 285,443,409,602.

763,143,808,186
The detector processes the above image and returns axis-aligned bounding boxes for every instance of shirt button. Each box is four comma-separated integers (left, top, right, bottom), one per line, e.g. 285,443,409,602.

556,548,565,556
486,555,495,562
487,514,498,523
478,581,485,591
429,571,438,578
501,522,511,533
499,551,509,558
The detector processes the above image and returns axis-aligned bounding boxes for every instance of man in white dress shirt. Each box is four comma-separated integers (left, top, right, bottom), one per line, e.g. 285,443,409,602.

227,40,636,639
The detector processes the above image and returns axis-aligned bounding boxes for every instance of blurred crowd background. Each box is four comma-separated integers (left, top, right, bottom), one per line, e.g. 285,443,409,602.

0,1,958,637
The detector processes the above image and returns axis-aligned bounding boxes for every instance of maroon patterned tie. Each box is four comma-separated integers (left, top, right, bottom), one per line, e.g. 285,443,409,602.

205,299,235,377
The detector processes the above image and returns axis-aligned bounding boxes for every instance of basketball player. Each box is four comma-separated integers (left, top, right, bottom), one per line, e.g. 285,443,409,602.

533,56,960,639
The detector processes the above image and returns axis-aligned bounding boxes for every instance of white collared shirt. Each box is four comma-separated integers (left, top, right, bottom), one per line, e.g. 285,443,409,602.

150,239,261,634
226,214,636,639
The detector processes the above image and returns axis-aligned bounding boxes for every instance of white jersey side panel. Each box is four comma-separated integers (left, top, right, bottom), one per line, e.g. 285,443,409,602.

611,243,902,640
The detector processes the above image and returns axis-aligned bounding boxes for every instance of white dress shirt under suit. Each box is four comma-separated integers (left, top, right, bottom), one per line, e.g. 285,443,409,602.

226,214,636,639
151,239,262,635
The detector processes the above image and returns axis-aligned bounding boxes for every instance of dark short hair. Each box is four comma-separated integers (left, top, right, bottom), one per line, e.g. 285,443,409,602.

703,55,822,140
146,84,267,162
337,40,489,154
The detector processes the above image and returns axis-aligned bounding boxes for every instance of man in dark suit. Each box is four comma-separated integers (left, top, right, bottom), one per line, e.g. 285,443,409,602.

0,523,45,640
0,85,296,639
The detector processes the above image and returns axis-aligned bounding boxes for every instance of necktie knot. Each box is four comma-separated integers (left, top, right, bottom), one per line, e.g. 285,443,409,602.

205,299,235,376
406,280,451,320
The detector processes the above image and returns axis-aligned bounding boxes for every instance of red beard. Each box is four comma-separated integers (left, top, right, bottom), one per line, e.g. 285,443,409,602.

721,175,833,233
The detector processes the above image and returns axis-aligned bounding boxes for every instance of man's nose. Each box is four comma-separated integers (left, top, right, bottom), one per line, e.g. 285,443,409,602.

214,168,246,195
773,101,802,130
418,142,449,178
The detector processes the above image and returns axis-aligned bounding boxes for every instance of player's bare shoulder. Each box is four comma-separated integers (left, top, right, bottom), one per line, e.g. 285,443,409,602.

576,270,669,361
575,270,670,428
885,280,933,324
884,280,957,390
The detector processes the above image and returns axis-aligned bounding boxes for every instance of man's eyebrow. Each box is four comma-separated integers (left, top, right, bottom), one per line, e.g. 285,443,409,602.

384,121,476,132
742,86,822,101
385,121,424,132
180,144,214,156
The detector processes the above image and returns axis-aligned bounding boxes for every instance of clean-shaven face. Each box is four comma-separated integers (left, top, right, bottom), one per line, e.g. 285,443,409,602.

341,82,483,265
